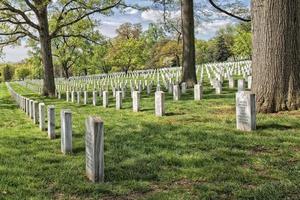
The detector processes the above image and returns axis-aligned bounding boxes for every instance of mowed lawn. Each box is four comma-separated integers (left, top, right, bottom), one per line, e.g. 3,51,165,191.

0,82,299,200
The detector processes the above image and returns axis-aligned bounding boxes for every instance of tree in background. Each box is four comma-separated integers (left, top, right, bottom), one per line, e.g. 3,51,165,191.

106,23,147,74
215,35,231,62
231,30,251,59
195,22,251,64
51,18,103,78
88,44,110,74
149,40,182,68
25,40,43,79
15,67,31,80
0,0,123,96
142,23,166,46
116,23,142,39
106,38,146,74
1,65,14,82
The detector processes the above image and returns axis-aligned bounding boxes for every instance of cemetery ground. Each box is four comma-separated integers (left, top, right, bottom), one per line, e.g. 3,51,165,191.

0,82,300,200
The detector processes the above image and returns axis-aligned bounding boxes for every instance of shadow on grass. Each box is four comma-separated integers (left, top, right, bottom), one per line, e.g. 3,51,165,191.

257,123,300,130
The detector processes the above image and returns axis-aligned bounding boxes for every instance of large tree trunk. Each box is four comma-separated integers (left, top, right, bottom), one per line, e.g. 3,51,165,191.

251,0,300,113
181,0,197,87
37,6,56,97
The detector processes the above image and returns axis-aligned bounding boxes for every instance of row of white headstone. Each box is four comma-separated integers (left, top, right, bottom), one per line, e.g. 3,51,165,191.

17,74,257,132
6,82,105,183
21,61,252,96
7,80,256,184
56,82,206,117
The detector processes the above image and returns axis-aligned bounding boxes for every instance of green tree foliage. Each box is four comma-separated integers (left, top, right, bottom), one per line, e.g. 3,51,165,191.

88,44,111,74
106,38,146,73
1,65,14,82
215,35,232,62
15,67,31,80
231,22,252,59
231,31,252,59
105,23,147,73
0,0,124,96
195,22,251,64
142,23,166,46
148,40,182,68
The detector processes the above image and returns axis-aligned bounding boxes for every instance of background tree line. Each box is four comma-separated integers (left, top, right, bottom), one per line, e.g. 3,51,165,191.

0,21,251,82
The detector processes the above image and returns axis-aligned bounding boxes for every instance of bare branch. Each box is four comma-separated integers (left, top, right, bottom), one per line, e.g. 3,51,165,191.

52,34,101,44
0,34,26,46
208,0,251,22
50,0,122,38
0,2,40,29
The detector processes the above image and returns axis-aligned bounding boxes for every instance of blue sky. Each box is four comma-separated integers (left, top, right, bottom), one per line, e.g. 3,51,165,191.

1,0,250,63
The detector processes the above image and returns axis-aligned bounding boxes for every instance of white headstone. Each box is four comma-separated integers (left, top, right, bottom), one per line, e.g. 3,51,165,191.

61,109,72,154
39,103,45,131
33,101,39,124
103,91,109,108
85,116,104,183
84,91,88,105
132,91,140,112
48,105,55,139
92,91,97,106
173,85,180,101
194,84,203,100
155,91,165,117
229,77,235,88
181,82,187,94
236,91,256,131
116,91,122,110
238,79,245,91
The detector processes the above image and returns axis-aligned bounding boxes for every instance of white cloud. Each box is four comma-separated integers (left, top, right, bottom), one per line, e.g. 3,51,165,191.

141,9,163,22
1,46,29,63
124,7,139,15
141,9,181,22
101,20,123,26
196,18,236,39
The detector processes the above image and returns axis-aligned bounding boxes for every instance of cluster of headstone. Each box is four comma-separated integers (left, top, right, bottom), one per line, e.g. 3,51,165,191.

6,82,55,139
6,60,257,184
19,61,253,118
6,82,105,183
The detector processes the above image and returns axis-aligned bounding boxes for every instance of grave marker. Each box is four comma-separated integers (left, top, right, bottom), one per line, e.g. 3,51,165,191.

132,91,140,112
116,91,122,110
48,105,55,139
85,116,104,183
155,91,165,117
236,91,256,131
103,91,109,108
194,84,203,100
39,103,45,131
61,109,72,154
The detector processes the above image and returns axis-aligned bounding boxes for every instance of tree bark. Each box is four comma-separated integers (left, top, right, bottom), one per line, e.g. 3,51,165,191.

175,54,180,67
37,6,56,97
251,0,300,113
62,62,70,79
181,0,197,87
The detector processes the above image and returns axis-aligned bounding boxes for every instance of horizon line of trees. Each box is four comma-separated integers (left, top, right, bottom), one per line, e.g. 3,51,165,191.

0,21,251,82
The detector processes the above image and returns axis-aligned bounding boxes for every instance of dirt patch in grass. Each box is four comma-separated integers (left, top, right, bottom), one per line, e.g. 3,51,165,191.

250,145,272,155
103,179,207,200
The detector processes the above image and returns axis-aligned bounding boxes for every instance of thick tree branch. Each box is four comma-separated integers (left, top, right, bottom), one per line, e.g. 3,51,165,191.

0,2,40,29
0,34,27,46
50,0,122,38
208,0,251,22
52,34,101,44
24,0,39,15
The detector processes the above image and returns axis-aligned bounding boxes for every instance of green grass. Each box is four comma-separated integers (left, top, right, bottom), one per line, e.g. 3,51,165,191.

0,82,300,200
